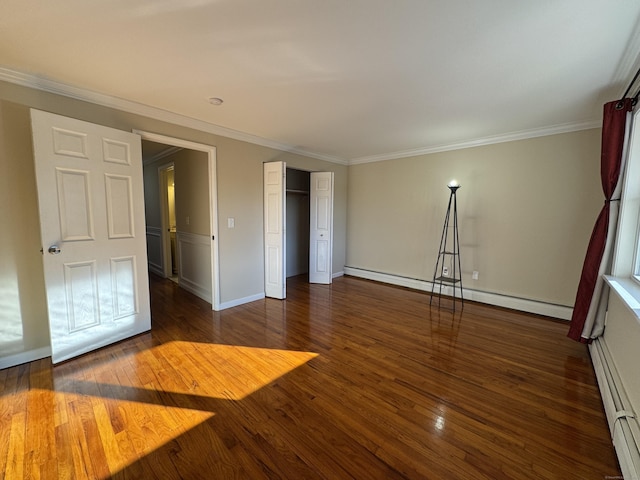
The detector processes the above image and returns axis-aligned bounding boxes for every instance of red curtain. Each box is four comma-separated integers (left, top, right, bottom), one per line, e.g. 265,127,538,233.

567,98,633,342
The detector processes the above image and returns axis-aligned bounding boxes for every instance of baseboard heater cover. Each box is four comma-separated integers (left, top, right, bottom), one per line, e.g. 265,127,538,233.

590,338,640,480
343,266,573,320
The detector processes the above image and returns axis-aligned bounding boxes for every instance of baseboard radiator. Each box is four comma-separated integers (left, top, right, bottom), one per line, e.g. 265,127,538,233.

590,338,640,479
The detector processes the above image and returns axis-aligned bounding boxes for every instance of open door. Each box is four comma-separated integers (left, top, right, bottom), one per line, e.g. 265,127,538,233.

264,161,286,299
309,172,334,284
31,109,151,364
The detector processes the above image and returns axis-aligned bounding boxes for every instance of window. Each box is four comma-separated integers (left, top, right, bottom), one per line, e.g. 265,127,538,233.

614,107,640,292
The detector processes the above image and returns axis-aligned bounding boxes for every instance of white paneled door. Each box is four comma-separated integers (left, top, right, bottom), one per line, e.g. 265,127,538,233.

31,109,151,364
309,172,334,284
263,161,286,299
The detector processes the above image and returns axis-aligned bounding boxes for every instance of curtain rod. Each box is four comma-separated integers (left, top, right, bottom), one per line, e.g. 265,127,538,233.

617,64,640,108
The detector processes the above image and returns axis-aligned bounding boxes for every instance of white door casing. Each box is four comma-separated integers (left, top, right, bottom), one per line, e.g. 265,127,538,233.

309,171,334,284
134,130,219,310
31,109,151,364
264,161,286,299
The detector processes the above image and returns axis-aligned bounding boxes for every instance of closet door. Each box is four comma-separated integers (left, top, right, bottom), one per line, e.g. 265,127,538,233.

264,161,286,298
309,171,334,284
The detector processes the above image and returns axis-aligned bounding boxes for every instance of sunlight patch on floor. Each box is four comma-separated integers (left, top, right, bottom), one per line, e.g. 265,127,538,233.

18,342,319,476
94,341,320,401
0,388,215,478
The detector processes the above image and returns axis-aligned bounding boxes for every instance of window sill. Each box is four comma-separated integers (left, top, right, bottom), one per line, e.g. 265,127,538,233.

604,275,640,322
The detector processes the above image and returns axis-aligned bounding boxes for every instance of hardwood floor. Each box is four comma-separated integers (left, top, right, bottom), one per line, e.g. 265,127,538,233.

0,274,621,479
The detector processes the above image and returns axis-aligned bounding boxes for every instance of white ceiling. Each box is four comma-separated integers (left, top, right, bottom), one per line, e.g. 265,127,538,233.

1,0,640,164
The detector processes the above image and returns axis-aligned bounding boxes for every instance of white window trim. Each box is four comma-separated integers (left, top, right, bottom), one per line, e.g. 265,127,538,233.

635,216,640,285
610,107,640,321
634,207,640,284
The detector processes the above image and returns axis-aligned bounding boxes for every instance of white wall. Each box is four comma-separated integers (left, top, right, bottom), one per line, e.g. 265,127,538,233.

594,108,640,477
0,79,347,367
603,293,640,410
346,129,602,308
173,149,210,236
0,100,50,365
0,75,605,371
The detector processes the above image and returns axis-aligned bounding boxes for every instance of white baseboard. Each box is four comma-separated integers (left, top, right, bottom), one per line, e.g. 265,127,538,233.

218,293,265,310
591,338,640,480
148,263,164,277
218,273,344,310
0,346,52,370
179,277,211,304
343,267,573,320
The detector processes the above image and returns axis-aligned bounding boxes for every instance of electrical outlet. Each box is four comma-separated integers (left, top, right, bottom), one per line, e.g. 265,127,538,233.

442,266,449,276
228,217,235,228
472,271,479,280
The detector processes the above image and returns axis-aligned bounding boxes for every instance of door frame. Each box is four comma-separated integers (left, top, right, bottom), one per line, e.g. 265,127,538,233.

264,162,334,298
135,130,221,311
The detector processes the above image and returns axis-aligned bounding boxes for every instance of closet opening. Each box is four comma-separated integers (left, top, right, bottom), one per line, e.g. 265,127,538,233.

286,168,311,279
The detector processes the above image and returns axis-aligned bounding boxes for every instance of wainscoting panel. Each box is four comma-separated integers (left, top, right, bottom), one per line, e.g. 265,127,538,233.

145,226,164,276
177,232,212,303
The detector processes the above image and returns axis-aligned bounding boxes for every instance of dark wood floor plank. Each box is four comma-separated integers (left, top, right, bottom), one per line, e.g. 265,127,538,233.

0,274,622,479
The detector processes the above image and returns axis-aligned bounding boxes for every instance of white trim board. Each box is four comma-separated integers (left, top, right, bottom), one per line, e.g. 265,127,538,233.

343,266,573,320
143,146,182,165
0,66,345,165
0,66,604,166
136,130,221,311
349,121,600,165
218,293,266,311
590,337,640,480
0,346,51,370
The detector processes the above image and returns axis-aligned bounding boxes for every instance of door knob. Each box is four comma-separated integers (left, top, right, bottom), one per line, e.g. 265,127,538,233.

48,245,61,255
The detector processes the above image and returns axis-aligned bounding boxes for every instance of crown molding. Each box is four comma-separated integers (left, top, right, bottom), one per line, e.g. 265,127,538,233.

348,120,601,165
0,66,347,165
142,145,183,165
0,66,604,167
